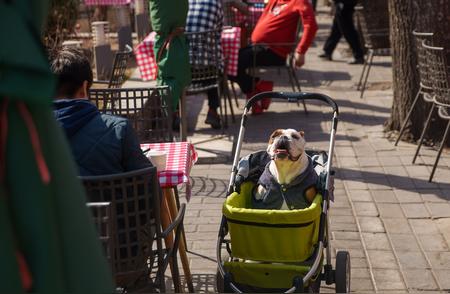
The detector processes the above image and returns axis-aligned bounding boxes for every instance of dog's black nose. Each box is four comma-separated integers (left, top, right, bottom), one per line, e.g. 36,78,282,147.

276,136,289,150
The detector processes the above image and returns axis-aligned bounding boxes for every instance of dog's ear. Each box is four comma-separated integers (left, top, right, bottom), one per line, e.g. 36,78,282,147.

298,130,305,137
269,129,284,144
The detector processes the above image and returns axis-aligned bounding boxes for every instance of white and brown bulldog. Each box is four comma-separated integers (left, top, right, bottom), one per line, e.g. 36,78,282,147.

253,129,317,210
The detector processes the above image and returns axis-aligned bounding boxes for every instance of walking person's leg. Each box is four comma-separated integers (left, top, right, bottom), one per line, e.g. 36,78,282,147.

335,1,364,63
320,7,343,59
205,88,221,129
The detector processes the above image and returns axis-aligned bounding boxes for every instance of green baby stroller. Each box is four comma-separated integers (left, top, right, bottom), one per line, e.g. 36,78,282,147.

216,92,350,293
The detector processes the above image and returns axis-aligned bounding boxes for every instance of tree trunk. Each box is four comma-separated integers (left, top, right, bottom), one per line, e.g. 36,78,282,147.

385,0,421,141
386,0,450,145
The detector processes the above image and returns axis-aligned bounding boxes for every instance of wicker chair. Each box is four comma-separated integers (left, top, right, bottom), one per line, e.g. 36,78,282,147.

413,41,450,182
185,29,234,129
395,31,434,145
89,86,173,143
81,167,186,292
93,45,133,89
355,3,390,98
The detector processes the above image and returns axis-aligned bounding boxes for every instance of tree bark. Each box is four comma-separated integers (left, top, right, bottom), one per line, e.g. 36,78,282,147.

386,0,450,145
385,0,421,141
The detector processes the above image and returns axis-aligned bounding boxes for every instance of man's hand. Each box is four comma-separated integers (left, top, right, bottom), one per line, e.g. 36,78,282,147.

294,52,305,68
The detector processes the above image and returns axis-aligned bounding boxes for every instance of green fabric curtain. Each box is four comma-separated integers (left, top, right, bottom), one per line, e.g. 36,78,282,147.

0,1,113,293
149,0,191,110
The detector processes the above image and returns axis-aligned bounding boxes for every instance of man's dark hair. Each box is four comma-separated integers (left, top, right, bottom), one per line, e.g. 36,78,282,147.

50,48,93,98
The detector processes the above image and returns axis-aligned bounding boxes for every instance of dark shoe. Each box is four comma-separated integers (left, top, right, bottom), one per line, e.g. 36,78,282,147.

205,109,221,129
348,57,364,65
318,52,332,61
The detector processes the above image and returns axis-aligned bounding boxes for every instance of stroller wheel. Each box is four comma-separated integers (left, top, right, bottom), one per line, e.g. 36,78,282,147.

216,267,233,293
335,251,351,293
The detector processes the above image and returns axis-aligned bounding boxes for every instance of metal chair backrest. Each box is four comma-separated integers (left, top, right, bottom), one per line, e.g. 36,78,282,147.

81,167,166,292
413,31,434,91
423,40,450,106
355,4,390,50
86,202,115,268
185,29,222,93
108,45,133,89
89,86,173,143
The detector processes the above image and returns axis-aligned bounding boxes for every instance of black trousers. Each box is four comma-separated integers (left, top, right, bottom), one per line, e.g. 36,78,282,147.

323,0,364,59
229,45,285,94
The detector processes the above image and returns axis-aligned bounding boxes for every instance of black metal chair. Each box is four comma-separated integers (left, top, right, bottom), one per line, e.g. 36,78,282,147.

355,3,390,98
86,202,115,266
89,86,173,143
81,167,186,292
395,31,434,145
93,45,133,89
185,29,234,129
413,41,450,182
249,21,308,113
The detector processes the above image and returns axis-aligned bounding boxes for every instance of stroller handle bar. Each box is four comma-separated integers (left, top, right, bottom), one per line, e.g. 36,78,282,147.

245,91,339,115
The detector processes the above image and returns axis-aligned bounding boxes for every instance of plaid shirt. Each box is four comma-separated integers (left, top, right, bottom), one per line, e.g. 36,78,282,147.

186,0,224,70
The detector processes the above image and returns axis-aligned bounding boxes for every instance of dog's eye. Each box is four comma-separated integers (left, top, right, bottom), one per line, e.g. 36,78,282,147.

292,134,300,140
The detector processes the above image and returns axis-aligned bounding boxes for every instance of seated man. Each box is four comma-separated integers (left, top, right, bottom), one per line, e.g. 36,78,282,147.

229,0,318,114
51,48,152,176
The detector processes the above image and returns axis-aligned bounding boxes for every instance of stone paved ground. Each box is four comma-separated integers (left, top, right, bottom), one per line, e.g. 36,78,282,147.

166,6,450,293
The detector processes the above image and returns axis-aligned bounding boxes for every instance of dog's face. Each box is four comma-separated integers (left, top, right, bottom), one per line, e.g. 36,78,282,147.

267,129,306,161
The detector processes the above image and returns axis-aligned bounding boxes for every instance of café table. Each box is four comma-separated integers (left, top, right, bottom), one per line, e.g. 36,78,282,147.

141,141,197,293
135,27,242,81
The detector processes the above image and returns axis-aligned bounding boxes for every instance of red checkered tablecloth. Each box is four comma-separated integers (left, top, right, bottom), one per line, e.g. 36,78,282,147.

134,32,158,81
135,28,241,81
221,27,241,77
141,142,198,201
234,6,264,29
85,0,130,5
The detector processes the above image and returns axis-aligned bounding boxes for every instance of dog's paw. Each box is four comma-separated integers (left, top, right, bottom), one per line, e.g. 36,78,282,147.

253,185,267,200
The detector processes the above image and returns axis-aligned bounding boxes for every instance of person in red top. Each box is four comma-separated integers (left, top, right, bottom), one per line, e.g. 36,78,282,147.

229,0,318,114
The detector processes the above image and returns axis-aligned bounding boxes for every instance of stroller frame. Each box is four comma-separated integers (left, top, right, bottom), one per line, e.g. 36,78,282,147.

216,92,348,293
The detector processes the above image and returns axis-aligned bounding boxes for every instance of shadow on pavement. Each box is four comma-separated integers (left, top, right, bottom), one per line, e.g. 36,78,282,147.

336,167,450,199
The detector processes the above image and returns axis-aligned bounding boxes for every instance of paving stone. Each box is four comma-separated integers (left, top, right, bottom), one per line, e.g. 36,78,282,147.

362,232,391,250
330,221,358,232
434,269,450,290
330,208,353,216
357,156,381,167
401,203,431,219
435,218,450,248
377,203,405,218
359,216,385,233
351,257,369,268
351,278,375,291
425,251,450,269
345,180,369,190
373,269,405,290
361,166,385,178
351,267,371,279
198,224,221,232
421,190,449,202
417,234,449,251
409,219,440,235
396,251,429,269
330,215,356,224
347,190,373,202
383,166,409,178
378,156,403,167
394,190,423,203
332,231,360,240
389,233,421,252
403,269,438,290
426,202,450,218
388,177,416,190
371,190,398,203
367,250,398,269
353,201,379,216
383,218,412,234
332,239,363,249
